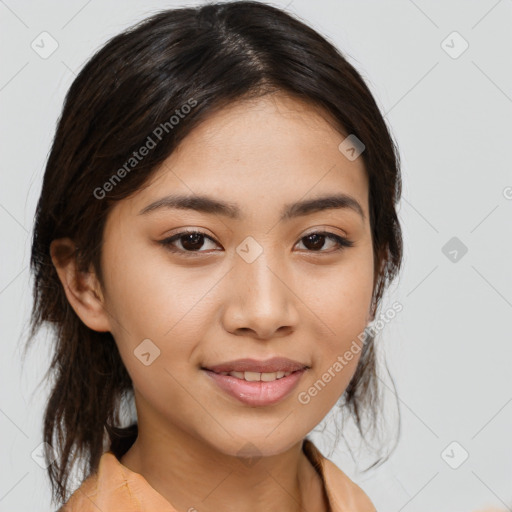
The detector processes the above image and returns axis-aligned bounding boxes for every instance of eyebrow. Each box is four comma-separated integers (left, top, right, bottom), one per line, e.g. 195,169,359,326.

138,192,365,221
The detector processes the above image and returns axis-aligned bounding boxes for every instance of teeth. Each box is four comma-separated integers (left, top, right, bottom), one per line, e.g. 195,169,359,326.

244,371,261,382
223,370,293,381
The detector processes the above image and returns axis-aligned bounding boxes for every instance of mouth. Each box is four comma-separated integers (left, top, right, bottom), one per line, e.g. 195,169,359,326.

201,367,308,407
206,369,297,382
203,357,309,375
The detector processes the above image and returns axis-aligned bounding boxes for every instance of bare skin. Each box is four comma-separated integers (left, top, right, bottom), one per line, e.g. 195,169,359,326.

51,92,375,512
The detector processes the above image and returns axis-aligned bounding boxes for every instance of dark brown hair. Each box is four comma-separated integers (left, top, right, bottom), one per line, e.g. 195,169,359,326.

26,1,403,507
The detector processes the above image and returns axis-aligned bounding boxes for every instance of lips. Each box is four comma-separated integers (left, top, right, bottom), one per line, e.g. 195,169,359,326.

203,357,309,374
203,367,308,406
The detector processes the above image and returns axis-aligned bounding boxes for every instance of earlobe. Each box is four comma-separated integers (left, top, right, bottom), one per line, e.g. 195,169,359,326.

50,238,111,332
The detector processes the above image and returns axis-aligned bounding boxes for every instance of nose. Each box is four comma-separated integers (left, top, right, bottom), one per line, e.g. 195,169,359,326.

220,249,300,340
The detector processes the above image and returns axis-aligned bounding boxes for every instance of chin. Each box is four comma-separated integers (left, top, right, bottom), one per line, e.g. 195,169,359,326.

202,425,307,460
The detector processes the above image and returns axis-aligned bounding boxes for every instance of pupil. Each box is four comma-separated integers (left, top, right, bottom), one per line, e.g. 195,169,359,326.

182,233,204,251
304,233,325,251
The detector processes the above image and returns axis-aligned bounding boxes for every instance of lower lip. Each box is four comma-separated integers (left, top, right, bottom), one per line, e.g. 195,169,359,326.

203,369,307,406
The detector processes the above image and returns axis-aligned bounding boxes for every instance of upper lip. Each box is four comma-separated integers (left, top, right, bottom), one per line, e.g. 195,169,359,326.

203,357,309,374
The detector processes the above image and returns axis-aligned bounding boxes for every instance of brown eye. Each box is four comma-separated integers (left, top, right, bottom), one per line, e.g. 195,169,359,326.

159,230,353,257
160,231,219,254
302,233,326,251
179,232,206,251
296,232,354,253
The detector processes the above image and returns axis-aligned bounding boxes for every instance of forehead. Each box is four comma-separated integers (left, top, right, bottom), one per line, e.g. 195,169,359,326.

122,93,369,221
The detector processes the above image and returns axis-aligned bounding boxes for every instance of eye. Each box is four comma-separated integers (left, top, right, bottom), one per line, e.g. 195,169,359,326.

159,230,219,256
159,230,354,256
295,231,354,253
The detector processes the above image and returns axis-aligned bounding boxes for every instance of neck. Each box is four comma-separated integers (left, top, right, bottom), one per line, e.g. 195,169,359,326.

119,413,328,512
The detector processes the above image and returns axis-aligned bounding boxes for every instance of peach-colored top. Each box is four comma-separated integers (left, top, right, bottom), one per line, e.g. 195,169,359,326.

60,438,376,511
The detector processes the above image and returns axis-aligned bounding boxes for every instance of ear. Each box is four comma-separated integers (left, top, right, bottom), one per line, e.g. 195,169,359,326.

50,237,112,332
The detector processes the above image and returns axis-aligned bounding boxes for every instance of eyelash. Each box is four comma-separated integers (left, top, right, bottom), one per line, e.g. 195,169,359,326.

159,229,354,257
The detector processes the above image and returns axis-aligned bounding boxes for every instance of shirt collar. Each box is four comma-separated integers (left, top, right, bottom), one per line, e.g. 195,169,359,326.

61,438,376,511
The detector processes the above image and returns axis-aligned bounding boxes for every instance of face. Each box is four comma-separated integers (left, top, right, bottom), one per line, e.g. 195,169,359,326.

98,93,375,458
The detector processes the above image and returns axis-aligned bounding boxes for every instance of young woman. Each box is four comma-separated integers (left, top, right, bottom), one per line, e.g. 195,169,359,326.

28,2,404,510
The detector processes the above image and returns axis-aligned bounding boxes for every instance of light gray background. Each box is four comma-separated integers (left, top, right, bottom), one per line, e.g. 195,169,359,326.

1,0,511,511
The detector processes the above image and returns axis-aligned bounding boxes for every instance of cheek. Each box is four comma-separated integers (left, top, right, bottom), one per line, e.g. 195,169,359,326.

103,240,211,339
101,243,225,387
303,250,374,338
300,249,373,399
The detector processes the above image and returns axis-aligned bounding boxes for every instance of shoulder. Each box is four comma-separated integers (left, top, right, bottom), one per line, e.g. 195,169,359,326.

58,451,176,511
303,438,377,512
320,456,377,511
57,452,114,511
